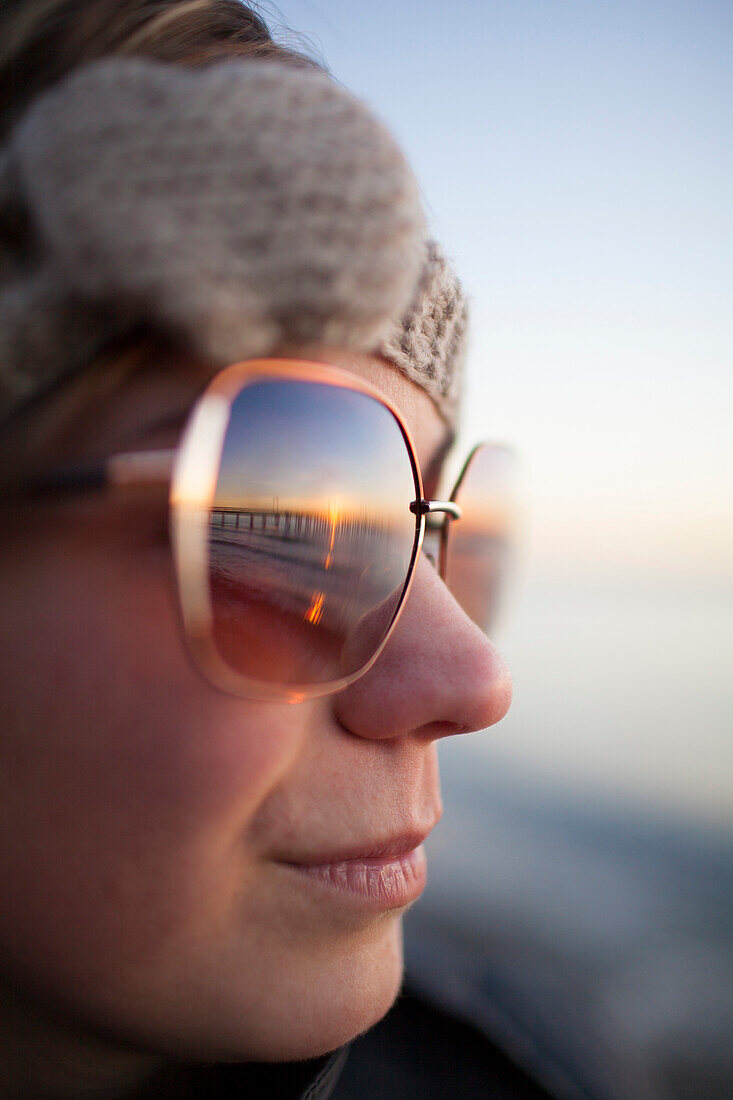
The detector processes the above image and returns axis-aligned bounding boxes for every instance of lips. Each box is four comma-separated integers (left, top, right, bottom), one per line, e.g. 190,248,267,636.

279,830,432,910
285,830,431,867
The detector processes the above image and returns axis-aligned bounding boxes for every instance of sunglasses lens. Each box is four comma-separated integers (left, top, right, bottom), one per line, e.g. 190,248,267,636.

443,445,516,634
207,378,419,692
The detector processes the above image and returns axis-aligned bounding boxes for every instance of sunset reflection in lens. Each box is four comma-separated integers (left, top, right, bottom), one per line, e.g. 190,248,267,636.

208,379,419,688
443,444,517,634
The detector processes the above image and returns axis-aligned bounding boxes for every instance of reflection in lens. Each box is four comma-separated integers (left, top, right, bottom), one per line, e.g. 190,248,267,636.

207,379,419,688
443,445,517,634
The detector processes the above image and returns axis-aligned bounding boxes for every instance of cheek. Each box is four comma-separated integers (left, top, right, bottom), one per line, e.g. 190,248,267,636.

0,541,303,990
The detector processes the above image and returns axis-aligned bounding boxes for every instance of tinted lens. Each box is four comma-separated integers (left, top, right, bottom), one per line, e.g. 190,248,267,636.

208,378,419,690
443,445,516,634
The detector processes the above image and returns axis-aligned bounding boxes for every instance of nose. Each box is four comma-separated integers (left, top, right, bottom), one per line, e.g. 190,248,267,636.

333,557,512,740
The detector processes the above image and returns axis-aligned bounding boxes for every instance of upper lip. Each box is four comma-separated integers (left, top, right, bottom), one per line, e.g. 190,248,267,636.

280,827,436,867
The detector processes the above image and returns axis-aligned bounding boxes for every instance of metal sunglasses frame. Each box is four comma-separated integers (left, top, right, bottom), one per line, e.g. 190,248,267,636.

24,358,480,702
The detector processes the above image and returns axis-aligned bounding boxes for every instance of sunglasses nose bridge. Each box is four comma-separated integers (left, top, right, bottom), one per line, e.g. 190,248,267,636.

410,500,462,576
409,498,462,521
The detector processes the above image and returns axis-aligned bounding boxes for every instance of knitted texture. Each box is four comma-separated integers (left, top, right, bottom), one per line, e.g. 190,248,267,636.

378,240,467,423
0,58,466,428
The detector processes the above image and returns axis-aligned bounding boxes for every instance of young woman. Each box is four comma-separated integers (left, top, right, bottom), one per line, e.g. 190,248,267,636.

0,2,512,1095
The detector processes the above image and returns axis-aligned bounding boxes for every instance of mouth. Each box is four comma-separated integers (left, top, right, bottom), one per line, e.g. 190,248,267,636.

279,831,431,911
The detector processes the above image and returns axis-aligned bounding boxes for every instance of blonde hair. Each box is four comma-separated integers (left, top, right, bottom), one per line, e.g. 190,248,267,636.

0,0,317,139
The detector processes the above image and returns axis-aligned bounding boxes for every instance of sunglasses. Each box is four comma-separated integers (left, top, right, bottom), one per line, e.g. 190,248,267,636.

30,359,516,701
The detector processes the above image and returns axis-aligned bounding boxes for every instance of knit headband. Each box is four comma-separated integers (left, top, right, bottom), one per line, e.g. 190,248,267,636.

0,58,467,429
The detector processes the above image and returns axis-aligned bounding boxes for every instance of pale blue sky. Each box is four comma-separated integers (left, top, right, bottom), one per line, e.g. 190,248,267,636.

267,0,732,584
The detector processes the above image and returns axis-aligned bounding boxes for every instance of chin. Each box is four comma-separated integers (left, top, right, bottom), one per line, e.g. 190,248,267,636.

232,917,406,1062
106,911,407,1065
270,925,405,1061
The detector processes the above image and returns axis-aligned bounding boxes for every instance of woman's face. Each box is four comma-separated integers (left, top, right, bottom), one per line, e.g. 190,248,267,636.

0,349,511,1065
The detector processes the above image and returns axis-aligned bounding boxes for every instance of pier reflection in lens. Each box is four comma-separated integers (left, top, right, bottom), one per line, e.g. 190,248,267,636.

207,378,419,689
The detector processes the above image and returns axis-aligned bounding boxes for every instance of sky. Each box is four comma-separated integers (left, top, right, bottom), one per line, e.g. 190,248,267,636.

266,0,732,587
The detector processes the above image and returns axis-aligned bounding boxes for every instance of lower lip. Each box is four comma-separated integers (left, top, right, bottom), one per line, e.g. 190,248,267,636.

285,845,427,910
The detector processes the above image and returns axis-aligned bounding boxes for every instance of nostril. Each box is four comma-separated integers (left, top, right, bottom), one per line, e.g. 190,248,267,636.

418,720,470,739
